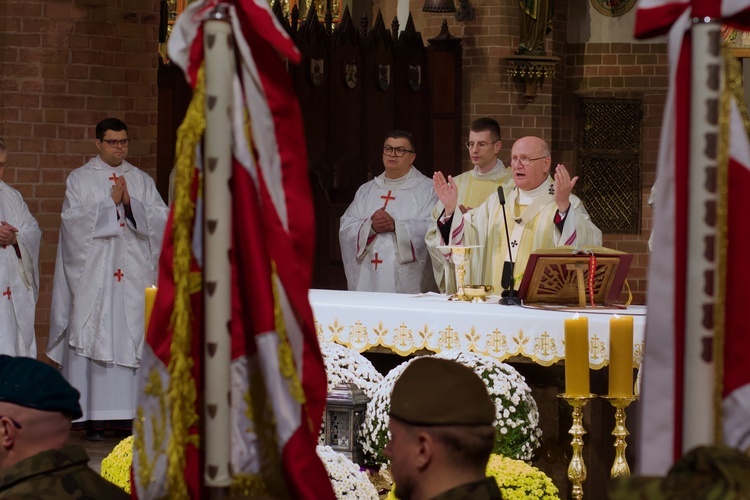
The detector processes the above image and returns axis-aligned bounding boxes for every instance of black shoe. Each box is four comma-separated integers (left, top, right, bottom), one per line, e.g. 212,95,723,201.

84,430,105,442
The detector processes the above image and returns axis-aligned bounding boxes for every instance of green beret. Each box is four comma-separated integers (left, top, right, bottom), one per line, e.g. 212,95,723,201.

390,357,495,426
0,355,82,420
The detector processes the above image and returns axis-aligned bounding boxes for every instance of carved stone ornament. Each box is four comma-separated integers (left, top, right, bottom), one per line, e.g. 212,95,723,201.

310,58,324,87
378,64,391,90
589,0,637,17
504,54,560,104
408,64,421,91
345,61,357,89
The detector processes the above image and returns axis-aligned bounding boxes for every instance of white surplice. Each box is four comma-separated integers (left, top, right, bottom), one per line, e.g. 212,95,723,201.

449,177,602,292
340,167,438,293
47,156,169,422
0,181,41,357
425,160,513,293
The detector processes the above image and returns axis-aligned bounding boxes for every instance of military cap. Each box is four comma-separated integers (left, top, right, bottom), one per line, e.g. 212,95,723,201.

390,357,495,426
0,355,82,420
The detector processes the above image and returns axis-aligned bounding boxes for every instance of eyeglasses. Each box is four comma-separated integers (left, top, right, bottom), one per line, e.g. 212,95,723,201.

101,139,130,147
465,141,497,150
509,156,548,167
0,416,22,429
383,145,414,157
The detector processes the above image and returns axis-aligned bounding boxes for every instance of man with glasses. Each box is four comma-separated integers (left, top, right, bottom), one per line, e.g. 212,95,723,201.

0,139,41,358
47,118,169,441
434,136,601,295
426,118,513,293
340,130,438,293
0,355,128,498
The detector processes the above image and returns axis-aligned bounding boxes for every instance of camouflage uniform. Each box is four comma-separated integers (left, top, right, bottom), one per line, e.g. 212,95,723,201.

433,477,504,500
609,445,750,500
0,444,128,499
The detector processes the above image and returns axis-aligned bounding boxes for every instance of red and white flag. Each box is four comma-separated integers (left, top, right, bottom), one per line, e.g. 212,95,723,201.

132,1,334,497
635,0,750,476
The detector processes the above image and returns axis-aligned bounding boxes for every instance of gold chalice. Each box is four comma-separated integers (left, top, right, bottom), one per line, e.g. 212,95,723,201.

463,285,494,303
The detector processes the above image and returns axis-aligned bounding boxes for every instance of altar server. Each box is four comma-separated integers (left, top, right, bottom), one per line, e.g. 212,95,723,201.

0,139,41,358
426,118,513,293
47,118,169,440
340,130,438,293
434,136,602,295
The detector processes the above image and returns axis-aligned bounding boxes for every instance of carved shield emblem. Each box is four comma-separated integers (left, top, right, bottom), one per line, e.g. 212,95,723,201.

310,58,324,87
378,64,390,91
345,61,357,89
408,64,421,91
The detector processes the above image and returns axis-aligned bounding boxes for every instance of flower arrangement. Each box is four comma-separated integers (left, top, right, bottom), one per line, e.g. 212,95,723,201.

383,454,559,500
486,454,560,499
361,351,542,464
100,435,133,493
317,445,379,499
320,341,383,398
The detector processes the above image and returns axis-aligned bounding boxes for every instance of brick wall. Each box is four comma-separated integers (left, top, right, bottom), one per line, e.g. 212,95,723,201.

0,0,160,356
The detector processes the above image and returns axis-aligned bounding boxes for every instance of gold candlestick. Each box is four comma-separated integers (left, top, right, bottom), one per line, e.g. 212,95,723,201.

602,396,636,478
558,394,594,500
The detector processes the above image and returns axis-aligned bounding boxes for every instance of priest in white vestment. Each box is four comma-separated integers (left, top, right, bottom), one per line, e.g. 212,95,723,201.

0,139,41,358
340,130,438,293
434,136,602,295
47,118,169,439
426,118,513,293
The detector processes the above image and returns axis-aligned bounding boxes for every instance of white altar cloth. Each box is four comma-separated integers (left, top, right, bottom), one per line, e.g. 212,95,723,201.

310,289,645,369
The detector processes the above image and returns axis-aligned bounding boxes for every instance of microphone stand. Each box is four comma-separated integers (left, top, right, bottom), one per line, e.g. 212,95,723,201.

497,187,521,306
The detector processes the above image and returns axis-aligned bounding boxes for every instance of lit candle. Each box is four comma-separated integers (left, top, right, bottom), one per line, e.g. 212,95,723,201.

609,315,634,397
564,314,590,396
144,286,157,334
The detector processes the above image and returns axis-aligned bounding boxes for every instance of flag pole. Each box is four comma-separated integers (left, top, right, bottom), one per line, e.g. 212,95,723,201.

203,3,234,494
683,14,722,453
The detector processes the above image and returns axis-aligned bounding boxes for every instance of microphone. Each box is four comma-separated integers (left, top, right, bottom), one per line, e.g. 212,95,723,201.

497,187,521,306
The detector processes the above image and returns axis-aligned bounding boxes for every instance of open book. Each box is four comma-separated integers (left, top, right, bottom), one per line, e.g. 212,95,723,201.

516,246,633,306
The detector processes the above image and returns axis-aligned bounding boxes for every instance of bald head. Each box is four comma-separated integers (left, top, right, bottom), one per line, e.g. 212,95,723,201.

0,401,73,471
510,136,552,191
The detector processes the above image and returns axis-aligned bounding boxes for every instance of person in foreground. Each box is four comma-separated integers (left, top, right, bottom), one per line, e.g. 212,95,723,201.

434,136,602,296
384,357,502,500
425,118,513,293
0,355,128,498
340,130,437,293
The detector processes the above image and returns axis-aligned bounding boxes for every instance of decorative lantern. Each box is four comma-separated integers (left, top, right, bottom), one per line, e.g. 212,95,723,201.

324,382,370,466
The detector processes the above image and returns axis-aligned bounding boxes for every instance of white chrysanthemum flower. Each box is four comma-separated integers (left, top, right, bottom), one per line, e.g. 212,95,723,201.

317,445,379,499
360,352,542,464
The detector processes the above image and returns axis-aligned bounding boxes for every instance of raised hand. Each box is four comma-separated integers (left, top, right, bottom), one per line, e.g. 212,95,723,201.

553,164,577,213
433,172,458,216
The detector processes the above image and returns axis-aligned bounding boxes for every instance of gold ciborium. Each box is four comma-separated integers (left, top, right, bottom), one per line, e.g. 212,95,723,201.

438,245,479,301
463,285,494,303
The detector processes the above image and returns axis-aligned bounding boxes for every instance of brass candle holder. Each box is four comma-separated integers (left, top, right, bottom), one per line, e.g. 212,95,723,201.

602,396,637,478
558,394,594,500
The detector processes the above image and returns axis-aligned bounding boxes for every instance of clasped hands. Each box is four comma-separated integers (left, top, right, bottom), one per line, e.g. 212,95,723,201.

111,176,131,206
0,221,18,246
371,207,395,233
